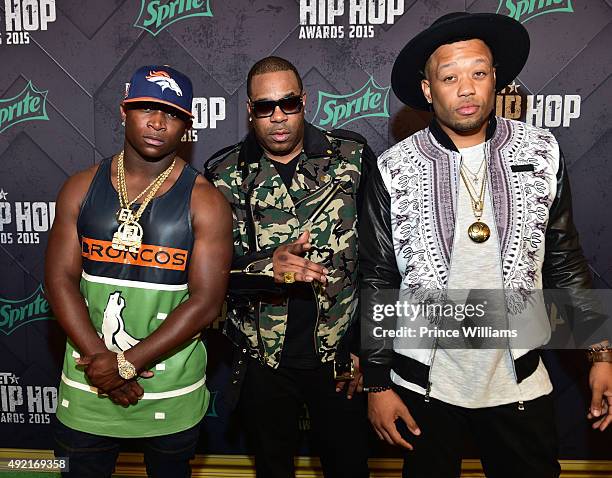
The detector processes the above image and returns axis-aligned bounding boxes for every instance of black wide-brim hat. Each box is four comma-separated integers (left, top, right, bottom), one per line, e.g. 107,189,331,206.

391,12,530,111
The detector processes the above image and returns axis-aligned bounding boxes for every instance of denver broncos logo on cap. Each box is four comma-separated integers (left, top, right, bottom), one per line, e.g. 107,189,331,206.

145,70,183,97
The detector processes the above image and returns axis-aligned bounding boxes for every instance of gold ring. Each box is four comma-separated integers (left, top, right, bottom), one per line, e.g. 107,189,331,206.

283,272,296,284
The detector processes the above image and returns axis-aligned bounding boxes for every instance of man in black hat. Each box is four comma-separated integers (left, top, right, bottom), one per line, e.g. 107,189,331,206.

359,12,611,478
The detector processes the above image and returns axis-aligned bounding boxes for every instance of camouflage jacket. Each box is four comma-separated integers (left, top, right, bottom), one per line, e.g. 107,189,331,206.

206,122,374,368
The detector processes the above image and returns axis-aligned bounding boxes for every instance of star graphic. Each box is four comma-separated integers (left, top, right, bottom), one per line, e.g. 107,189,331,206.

0,189,7,200
508,81,520,93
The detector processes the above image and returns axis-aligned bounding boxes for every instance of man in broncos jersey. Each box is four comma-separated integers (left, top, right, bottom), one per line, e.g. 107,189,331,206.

45,65,232,478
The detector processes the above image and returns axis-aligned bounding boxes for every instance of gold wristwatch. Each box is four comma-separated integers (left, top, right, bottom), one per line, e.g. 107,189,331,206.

117,351,137,379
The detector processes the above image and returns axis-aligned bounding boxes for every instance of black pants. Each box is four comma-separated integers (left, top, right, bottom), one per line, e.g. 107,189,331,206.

394,386,561,478
53,418,200,478
240,359,370,478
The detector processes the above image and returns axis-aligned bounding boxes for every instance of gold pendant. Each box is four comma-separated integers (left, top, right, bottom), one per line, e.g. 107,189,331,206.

112,220,143,253
117,208,134,222
468,221,491,243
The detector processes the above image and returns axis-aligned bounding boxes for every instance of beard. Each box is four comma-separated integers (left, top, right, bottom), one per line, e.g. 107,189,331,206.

450,114,488,133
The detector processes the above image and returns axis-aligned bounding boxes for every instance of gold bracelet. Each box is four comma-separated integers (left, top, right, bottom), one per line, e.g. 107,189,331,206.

587,343,612,363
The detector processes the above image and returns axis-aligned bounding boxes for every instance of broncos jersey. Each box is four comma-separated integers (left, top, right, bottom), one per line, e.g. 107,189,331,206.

56,157,209,438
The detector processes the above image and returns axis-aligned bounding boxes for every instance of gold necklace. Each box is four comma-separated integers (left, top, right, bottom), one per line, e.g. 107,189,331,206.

111,151,176,253
461,157,486,185
459,161,491,243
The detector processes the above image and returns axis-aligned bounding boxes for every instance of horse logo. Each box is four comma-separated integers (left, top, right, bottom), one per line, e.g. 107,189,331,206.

145,70,183,96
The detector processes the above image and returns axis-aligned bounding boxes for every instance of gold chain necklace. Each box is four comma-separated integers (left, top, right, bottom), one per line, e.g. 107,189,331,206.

461,156,486,185
459,159,491,243
111,151,176,253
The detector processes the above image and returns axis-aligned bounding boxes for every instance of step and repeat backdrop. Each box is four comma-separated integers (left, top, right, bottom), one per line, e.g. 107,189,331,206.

0,0,611,459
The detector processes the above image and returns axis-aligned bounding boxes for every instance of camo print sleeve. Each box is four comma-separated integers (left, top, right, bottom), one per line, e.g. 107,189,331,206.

207,151,274,278
206,153,247,257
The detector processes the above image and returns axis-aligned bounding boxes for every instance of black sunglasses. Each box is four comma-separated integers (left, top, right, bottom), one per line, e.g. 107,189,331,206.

249,94,304,118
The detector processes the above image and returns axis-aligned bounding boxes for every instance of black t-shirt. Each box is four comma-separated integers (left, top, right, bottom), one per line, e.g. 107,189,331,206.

270,155,320,369
271,154,300,190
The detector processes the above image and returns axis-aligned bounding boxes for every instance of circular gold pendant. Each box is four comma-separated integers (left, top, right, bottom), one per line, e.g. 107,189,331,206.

468,221,491,243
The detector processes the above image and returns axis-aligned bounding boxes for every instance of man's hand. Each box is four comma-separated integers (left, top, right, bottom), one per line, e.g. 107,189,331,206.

105,381,144,407
336,353,363,399
588,362,612,431
77,352,126,394
368,389,421,450
273,231,328,284
77,352,154,394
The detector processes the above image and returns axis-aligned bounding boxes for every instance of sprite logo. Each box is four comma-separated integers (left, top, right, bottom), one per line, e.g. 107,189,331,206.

0,81,49,134
497,0,574,24
0,285,53,335
312,77,390,130
134,0,213,36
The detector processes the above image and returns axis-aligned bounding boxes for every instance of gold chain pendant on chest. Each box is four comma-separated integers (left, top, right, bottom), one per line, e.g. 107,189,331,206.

111,151,175,253
112,208,144,253
460,153,491,243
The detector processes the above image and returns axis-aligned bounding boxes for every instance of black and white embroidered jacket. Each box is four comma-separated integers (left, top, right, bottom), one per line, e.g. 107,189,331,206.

360,115,595,392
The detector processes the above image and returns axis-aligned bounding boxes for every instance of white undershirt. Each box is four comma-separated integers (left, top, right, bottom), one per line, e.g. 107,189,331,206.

392,143,552,408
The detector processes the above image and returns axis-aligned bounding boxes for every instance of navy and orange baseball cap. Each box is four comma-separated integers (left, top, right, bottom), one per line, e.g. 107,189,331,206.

123,65,194,118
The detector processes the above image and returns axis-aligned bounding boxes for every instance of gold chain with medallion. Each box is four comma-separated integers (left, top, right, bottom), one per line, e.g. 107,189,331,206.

459,158,491,243
111,150,176,253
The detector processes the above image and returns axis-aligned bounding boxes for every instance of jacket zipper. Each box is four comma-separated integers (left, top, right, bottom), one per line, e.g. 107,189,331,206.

311,282,321,358
302,181,344,229
301,181,342,358
256,299,266,361
246,180,258,252
245,257,272,273
229,257,272,275
294,177,337,208
425,151,463,402
482,142,525,411
425,318,440,402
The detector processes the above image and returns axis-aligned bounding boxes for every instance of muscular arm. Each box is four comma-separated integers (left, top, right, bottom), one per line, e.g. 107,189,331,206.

123,176,233,371
44,167,107,357
46,167,149,405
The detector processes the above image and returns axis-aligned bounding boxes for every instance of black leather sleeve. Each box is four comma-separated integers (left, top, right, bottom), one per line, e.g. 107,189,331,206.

356,142,376,219
336,139,376,362
542,149,606,344
542,149,592,289
358,161,402,388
